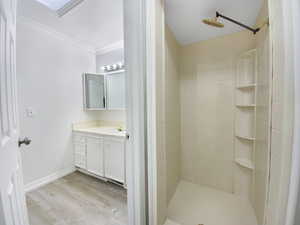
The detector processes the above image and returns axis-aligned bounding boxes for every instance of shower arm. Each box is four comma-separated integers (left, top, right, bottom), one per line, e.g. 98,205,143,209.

216,11,260,35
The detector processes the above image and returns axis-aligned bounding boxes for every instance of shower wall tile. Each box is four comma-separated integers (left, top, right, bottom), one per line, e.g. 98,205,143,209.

165,26,182,204
271,102,281,131
179,31,255,193
267,129,282,225
253,1,271,224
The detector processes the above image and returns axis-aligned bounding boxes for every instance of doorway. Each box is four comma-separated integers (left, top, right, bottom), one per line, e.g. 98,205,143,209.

159,0,271,224
17,0,128,225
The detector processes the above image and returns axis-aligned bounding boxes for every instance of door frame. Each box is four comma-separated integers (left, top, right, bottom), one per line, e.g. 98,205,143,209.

264,0,299,225
125,0,300,224
124,0,163,224
124,0,148,224
276,0,300,225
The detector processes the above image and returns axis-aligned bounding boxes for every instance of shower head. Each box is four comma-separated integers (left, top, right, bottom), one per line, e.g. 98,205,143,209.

202,17,224,28
203,11,261,35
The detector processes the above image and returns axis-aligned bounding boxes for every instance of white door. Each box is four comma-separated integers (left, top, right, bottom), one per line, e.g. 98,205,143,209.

0,0,29,224
86,137,104,177
104,138,125,183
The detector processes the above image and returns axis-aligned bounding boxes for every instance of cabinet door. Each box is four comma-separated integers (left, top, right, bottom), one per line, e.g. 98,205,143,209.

74,143,87,169
104,138,125,183
83,74,106,109
86,137,104,177
106,72,125,109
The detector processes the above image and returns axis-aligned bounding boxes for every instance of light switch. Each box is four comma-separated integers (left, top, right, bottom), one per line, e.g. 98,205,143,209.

26,107,36,117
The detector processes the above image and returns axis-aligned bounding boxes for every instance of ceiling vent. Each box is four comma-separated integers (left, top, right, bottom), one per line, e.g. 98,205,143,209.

35,0,84,17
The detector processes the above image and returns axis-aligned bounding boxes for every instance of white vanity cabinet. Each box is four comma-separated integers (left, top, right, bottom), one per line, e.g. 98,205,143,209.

86,137,104,177
104,137,125,183
73,134,87,169
73,132,126,185
74,143,87,169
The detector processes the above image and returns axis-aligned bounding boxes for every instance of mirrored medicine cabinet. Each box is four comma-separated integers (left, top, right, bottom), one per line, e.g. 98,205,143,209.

83,71,125,110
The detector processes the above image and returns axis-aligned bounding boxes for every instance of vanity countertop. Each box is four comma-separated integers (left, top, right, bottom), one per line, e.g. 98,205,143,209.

73,126,126,137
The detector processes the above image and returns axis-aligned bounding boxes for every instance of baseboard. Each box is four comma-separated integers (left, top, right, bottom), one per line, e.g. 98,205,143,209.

25,166,76,193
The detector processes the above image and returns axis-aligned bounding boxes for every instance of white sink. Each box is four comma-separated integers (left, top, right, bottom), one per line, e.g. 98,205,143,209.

74,126,126,137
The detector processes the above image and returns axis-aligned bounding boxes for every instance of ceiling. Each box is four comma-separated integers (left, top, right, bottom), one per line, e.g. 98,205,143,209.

165,0,263,45
18,0,124,52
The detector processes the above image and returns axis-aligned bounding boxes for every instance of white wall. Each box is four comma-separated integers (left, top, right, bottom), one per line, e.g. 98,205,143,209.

179,31,255,193
165,26,181,204
96,48,124,73
96,48,126,122
17,19,100,185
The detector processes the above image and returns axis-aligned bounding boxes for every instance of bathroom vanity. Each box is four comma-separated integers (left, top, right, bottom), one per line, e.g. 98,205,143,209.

72,123,126,187
77,70,126,187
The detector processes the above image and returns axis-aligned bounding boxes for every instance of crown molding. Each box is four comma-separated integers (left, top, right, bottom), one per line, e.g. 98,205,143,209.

95,40,124,55
17,15,96,54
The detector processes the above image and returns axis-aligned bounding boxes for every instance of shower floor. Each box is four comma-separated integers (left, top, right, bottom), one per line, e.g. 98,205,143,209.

166,181,257,225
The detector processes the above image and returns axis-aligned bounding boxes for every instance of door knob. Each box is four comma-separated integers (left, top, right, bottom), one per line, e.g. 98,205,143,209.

18,137,31,147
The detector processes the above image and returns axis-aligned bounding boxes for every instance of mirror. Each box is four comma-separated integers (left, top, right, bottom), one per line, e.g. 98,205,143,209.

83,74,106,110
106,71,125,110
83,71,125,110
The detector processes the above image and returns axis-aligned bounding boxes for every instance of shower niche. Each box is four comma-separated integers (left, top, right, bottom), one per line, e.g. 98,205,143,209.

236,88,255,106
234,49,257,202
236,50,256,86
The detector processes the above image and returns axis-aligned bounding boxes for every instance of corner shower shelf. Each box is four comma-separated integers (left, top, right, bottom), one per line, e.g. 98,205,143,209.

235,158,254,170
236,84,256,89
236,104,256,108
234,49,257,202
236,135,255,141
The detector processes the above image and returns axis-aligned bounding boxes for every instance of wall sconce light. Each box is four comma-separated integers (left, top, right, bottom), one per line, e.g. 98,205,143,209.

102,62,124,72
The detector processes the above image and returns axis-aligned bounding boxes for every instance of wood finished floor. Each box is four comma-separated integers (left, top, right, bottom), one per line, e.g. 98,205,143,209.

26,171,127,225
